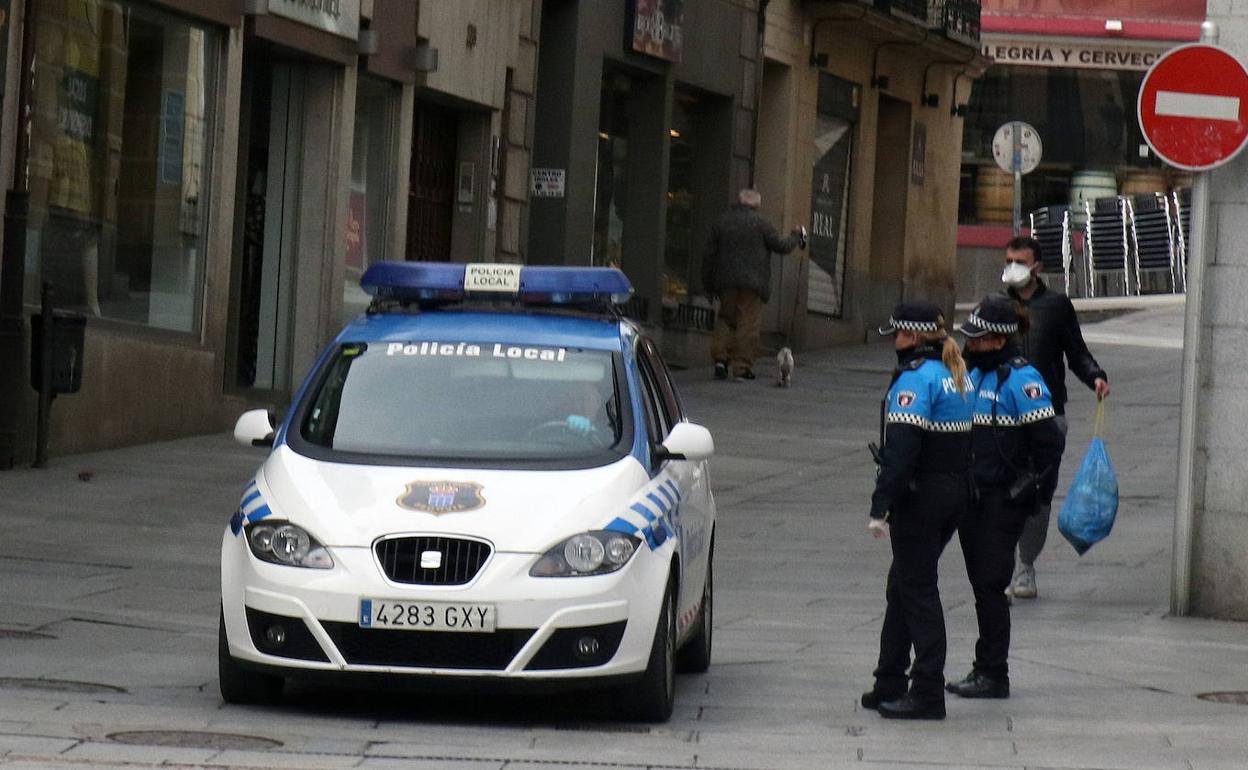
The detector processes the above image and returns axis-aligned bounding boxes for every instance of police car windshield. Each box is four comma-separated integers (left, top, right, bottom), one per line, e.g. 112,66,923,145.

297,341,629,465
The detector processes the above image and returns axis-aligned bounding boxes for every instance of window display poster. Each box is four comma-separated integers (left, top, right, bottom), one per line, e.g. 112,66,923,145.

809,115,852,317
807,74,857,318
160,90,185,186
51,61,100,214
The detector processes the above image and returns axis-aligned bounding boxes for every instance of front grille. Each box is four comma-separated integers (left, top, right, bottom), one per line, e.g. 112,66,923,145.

375,536,491,585
321,622,534,669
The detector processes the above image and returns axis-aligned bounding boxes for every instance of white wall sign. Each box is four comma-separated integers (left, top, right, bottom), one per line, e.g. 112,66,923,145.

530,168,565,198
268,0,360,40
981,35,1171,71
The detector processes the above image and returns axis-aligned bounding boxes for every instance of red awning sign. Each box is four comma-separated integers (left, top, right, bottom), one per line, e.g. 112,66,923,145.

1138,43,1248,171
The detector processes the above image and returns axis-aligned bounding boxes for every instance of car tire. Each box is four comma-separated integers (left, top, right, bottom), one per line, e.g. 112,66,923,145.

676,542,713,674
621,576,676,723
218,608,283,705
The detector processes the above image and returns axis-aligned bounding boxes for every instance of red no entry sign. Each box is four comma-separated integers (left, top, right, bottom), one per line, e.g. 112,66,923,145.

1138,43,1248,171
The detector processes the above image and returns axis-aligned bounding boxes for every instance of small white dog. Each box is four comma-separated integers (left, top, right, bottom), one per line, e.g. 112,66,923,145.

776,346,794,388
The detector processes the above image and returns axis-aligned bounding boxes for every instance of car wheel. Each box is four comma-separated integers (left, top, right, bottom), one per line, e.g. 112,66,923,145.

218,608,283,705
621,576,676,723
676,543,712,674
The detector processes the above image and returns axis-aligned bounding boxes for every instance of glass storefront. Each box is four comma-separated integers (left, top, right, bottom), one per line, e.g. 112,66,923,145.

592,72,630,269
959,64,1182,225
663,88,696,310
27,0,219,332
342,75,401,324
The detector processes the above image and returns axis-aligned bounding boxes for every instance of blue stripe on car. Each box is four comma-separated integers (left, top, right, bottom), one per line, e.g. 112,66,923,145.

646,492,670,515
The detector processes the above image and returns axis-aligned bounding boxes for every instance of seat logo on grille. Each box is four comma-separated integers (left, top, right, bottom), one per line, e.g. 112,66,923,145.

420,550,443,569
397,481,486,514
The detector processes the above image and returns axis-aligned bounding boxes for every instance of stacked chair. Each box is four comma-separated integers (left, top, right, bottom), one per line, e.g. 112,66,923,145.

1027,204,1075,294
1125,193,1180,294
1026,186,1191,298
1082,196,1133,297
1172,187,1192,292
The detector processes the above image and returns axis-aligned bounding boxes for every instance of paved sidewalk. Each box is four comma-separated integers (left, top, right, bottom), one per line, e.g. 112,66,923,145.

2,301,1246,770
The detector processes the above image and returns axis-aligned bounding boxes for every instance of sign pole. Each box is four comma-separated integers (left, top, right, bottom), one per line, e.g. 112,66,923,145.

992,121,1040,235
1170,21,1219,617
1011,122,1023,236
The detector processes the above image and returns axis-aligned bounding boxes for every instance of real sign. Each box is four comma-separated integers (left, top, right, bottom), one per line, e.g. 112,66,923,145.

1137,43,1248,171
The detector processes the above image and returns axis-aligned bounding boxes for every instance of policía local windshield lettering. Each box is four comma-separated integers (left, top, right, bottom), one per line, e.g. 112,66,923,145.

384,341,568,362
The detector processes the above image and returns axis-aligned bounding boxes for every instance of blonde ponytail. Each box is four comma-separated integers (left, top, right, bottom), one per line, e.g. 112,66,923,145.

941,336,970,396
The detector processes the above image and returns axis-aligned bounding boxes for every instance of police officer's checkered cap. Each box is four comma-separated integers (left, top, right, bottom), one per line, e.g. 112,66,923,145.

878,300,944,336
958,294,1020,337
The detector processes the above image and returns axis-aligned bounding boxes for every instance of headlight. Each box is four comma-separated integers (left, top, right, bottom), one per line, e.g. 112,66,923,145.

530,531,641,577
245,521,334,569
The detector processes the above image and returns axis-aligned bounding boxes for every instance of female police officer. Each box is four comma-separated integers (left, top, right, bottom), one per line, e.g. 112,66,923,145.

862,301,973,720
946,294,1065,699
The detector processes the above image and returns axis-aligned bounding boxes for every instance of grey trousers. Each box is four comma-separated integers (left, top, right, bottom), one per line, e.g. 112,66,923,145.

1018,414,1069,567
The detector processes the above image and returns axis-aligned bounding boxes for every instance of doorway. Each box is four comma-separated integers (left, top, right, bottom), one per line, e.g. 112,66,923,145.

230,51,340,394
230,59,306,391
869,96,911,306
407,100,458,262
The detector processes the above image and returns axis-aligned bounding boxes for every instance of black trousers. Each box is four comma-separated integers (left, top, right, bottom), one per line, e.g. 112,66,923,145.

873,474,965,699
957,486,1029,681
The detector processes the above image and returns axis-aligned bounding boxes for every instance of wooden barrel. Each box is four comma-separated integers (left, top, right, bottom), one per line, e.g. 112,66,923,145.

1069,170,1117,224
1121,170,1168,196
1167,171,1193,192
974,167,1014,224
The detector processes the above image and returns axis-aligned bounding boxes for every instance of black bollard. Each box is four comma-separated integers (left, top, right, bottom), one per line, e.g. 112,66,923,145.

34,282,54,469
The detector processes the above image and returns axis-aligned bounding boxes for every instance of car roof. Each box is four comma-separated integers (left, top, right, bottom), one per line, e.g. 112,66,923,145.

335,309,633,353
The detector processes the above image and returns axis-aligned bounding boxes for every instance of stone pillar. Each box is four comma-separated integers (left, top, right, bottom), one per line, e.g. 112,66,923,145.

1178,2,1248,621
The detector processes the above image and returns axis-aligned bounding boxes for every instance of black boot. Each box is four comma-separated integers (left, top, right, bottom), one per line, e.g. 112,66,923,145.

860,688,905,710
878,692,946,720
945,671,1009,699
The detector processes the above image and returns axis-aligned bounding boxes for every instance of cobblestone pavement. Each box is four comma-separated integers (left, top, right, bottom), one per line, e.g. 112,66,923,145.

2,302,1247,770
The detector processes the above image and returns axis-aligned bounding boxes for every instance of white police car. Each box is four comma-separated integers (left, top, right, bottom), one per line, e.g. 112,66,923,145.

220,262,716,721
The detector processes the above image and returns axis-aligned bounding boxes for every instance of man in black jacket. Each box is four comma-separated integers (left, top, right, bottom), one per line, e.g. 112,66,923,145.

701,189,805,381
1001,236,1110,600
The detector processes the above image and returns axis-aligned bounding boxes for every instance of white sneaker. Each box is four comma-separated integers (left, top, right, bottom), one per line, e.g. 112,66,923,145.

1011,564,1037,600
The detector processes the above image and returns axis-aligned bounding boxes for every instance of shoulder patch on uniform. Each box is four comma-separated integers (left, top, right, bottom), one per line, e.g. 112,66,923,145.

1009,356,1029,369
896,390,917,408
1022,381,1044,399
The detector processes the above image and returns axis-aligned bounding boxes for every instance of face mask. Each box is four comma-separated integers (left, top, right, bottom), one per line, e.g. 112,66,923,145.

1001,262,1034,288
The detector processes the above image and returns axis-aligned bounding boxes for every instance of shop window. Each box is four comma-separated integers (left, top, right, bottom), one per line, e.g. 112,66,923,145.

27,0,219,332
959,65,1179,226
662,86,729,329
343,76,401,323
663,89,695,311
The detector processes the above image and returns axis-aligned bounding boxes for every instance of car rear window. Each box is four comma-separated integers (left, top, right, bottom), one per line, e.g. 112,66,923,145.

292,341,632,467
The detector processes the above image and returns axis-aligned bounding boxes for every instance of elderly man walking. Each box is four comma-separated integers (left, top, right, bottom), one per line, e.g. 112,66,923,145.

701,189,806,382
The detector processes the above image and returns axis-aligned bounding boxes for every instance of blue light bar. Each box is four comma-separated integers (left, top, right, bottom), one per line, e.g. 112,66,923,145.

361,262,465,301
359,262,633,306
518,266,632,304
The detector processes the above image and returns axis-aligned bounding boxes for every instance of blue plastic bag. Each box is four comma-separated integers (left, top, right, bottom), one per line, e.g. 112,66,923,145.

1058,403,1119,555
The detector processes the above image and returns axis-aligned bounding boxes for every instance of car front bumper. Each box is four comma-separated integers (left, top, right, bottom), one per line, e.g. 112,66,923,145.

220,530,670,681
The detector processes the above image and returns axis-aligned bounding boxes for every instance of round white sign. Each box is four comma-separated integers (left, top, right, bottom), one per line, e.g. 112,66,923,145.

991,121,1043,175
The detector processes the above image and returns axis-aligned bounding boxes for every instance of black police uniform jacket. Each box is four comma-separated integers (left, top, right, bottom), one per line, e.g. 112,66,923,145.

870,344,974,520
969,350,1067,503
1008,278,1107,415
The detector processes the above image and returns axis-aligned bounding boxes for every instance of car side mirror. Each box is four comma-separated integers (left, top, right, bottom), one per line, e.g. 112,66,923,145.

234,409,276,448
654,422,714,463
